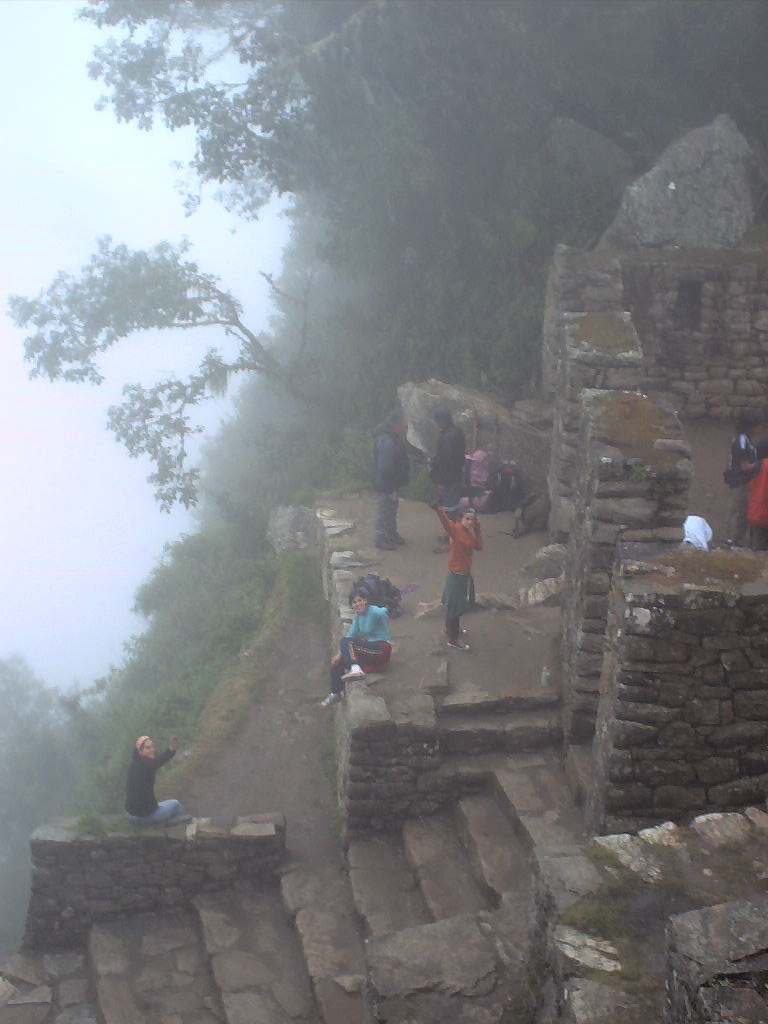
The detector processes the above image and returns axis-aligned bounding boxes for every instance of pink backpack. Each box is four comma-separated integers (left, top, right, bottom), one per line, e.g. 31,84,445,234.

460,450,494,512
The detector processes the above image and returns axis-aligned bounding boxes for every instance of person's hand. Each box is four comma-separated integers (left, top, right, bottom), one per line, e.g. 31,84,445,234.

331,653,342,667
169,736,180,752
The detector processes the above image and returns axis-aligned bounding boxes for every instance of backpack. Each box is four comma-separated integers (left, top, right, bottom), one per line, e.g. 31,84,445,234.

463,450,491,494
489,460,520,511
349,573,403,617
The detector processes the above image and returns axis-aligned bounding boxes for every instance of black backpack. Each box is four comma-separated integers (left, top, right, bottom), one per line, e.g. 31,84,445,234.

489,460,521,511
349,573,403,617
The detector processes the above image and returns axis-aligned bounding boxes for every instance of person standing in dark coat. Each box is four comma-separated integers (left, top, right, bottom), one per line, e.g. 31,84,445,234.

125,735,184,825
430,408,466,552
372,408,410,549
724,417,759,546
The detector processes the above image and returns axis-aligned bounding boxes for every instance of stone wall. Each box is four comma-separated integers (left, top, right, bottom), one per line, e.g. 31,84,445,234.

561,390,692,744
666,895,768,1024
540,244,624,398
542,243,768,440
23,813,285,948
623,249,768,421
586,546,768,833
547,313,644,538
336,688,451,836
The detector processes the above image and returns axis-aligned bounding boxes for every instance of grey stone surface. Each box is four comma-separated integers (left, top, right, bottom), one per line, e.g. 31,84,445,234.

367,915,495,999
267,505,318,556
599,114,760,251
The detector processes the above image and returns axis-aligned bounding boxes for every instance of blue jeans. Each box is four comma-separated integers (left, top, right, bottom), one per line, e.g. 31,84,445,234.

126,799,183,825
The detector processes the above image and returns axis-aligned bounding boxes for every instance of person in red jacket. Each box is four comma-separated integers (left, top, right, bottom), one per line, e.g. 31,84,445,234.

434,504,483,650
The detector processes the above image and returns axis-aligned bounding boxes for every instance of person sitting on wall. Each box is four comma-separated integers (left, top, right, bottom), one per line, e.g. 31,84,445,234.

320,587,392,707
125,735,185,825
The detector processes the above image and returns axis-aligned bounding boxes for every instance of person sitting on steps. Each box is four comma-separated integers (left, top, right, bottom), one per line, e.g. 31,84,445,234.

125,735,186,825
433,502,483,651
320,587,393,707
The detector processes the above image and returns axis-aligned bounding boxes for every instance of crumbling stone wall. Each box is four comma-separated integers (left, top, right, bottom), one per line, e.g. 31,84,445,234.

540,244,624,398
547,313,644,539
23,813,285,948
623,249,768,421
586,546,768,833
561,390,692,744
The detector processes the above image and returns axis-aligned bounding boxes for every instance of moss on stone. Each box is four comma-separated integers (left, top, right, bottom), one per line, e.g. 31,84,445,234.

592,391,681,468
570,314,637,354
653,546,766,586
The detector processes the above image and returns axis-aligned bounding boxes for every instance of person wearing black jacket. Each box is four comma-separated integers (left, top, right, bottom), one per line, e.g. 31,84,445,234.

372,408,410,549
125,735,184,824
430,408,466,552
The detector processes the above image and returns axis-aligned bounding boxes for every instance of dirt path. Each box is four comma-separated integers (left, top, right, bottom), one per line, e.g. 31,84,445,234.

176,619,342,869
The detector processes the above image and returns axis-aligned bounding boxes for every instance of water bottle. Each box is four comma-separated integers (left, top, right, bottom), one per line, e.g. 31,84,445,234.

540,665,550,687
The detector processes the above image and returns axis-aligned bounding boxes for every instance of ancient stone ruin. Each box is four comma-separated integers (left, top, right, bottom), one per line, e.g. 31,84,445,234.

4,114,768,1024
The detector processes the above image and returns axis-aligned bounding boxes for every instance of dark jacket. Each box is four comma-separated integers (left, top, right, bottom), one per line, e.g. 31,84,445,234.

125,747,175,816
430,423,466,486
373,428,410,493
725,432,758,488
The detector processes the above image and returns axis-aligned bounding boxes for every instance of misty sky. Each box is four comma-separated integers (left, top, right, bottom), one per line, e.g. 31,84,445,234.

0,1,287,688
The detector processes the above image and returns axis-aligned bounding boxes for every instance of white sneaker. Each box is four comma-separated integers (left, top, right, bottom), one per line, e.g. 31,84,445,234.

320,692,342,707
341,664,365,683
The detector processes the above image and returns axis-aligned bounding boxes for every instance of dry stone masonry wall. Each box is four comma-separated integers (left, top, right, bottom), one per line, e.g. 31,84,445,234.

561,390,692,745
23,813,285,948
547,311,644,539
586,546,768,833
623,249,768,421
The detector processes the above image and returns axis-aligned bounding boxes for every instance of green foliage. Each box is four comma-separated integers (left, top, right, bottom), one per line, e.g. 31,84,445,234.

11,2,768,508
69,519,276,812
0,657,77,956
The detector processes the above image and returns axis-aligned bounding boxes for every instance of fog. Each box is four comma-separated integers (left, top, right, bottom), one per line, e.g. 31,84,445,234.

0,1,287,689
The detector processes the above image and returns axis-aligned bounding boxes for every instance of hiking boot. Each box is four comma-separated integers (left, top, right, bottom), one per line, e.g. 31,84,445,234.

320,692,343,707
390,533,406,545
341,665,365,683
446,638,470,651
375,539,398,550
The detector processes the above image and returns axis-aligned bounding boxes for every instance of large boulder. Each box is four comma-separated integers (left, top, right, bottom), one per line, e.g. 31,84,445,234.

598,114,763,251
397,379,551,525
267,505,318,555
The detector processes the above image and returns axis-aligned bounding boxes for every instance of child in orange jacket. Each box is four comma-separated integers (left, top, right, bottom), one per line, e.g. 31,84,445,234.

435,505,483,650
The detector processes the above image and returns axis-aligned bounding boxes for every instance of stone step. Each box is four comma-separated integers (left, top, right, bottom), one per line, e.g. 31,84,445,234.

89,909,222,1024
437,710,562,755
281,867,365,1024
439,685,560,716
365,913,531,1023
455,793,532,906
493,759,586,854
0,951,91,1024
194,882,319,1023
402,815,491,920
347,834,431,937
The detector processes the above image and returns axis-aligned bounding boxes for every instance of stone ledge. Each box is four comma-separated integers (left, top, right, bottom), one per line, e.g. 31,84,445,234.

23,813,286,949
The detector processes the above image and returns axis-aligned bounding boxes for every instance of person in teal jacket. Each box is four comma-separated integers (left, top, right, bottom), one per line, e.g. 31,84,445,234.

320,587,392,706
